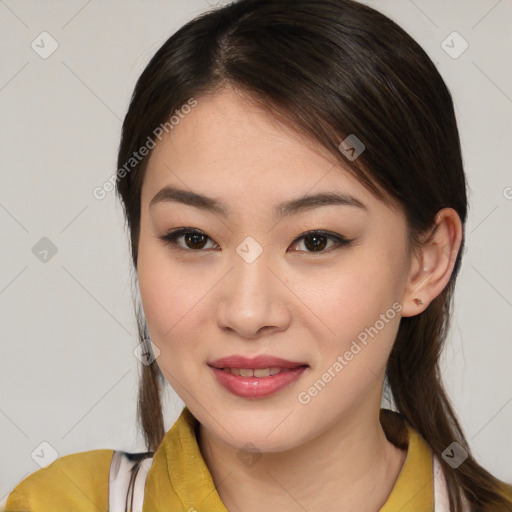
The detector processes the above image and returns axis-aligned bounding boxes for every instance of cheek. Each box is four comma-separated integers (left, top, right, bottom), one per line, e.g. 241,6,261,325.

303,259,397,328
292,266,401,414
136,228,228,389
137,246,174,336
298,252,403,369
137,232,201,348
137,252,208,388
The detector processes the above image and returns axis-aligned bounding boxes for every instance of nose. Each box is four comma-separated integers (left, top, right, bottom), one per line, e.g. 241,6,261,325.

215,247,292,339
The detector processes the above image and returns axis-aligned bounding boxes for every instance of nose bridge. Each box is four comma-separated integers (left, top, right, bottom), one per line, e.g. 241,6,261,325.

234,236,273,294
215,235,290,337
230,236,276,309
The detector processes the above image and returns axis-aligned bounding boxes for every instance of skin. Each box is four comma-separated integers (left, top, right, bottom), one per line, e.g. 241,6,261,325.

137,86,462,512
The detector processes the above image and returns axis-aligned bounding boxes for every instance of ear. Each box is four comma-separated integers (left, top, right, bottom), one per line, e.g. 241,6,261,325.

401,208,463,317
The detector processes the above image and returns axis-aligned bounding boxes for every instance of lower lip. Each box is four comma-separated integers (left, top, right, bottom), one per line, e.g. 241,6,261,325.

210,366,308,399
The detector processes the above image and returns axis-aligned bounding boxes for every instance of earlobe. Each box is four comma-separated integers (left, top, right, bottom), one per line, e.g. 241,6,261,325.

401,208,463,317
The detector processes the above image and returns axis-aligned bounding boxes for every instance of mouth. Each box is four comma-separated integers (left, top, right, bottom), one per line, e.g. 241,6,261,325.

207,355,310,399
212,366,308,377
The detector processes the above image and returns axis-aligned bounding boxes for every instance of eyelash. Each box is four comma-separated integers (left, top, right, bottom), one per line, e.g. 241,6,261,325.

158,228,354,255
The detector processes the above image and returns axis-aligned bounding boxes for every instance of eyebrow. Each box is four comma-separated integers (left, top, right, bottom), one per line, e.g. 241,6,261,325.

149,185,366,218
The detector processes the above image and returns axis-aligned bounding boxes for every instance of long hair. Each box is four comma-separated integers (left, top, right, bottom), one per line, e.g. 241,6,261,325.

115,1,512,510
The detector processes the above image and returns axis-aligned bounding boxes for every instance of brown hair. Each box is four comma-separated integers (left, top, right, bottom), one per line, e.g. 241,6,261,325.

115,0,512,510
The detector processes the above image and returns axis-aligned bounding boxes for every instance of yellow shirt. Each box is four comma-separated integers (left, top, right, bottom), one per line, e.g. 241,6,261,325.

5,407,434,511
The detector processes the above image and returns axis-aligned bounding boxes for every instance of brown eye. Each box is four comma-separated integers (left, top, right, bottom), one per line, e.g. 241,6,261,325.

158,228,218,251
183,232,208,249
289,230,353,254
303,233,328,252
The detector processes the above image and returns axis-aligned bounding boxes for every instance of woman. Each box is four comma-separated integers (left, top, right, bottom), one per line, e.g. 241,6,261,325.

6,0,512,511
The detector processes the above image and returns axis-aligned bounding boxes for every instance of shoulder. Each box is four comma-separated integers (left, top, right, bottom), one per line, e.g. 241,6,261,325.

5,449,113,512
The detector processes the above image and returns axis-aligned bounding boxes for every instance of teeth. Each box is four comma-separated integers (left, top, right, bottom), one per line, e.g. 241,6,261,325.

254,368,270,377
221,367,287,377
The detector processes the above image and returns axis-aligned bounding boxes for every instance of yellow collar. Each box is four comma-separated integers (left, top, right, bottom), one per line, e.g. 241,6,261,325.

143,407,433,512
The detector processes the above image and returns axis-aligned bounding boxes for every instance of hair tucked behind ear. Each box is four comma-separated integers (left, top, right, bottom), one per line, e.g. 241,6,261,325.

116,0,512,509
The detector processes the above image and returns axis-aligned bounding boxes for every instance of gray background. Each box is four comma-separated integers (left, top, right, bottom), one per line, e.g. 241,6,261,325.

1,0,511,504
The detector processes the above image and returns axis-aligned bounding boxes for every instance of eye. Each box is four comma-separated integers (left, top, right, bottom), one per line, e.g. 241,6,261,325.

288,230,353,254
158,228,353,254
158,228,219,251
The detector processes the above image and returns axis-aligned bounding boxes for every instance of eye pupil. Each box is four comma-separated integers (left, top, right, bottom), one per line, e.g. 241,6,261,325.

304,234,327,252
186,233,207,249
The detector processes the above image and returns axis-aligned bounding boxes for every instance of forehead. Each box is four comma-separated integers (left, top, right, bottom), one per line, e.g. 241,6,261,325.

142,88,393,216
149,89,336,170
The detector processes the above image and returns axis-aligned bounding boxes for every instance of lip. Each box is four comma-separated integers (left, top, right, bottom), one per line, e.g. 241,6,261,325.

208,355,308,369
210,365,308,399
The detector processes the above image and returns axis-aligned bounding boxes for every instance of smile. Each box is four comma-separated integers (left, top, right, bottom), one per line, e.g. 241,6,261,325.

210,365,309,399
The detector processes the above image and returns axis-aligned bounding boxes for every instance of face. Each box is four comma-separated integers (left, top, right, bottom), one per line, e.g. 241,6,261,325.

137,87,412,453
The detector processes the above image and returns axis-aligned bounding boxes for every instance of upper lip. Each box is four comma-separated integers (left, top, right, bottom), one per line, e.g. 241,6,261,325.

208,355,309,369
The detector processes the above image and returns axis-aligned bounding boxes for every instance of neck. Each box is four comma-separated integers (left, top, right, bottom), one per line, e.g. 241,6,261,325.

197,403,407,512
